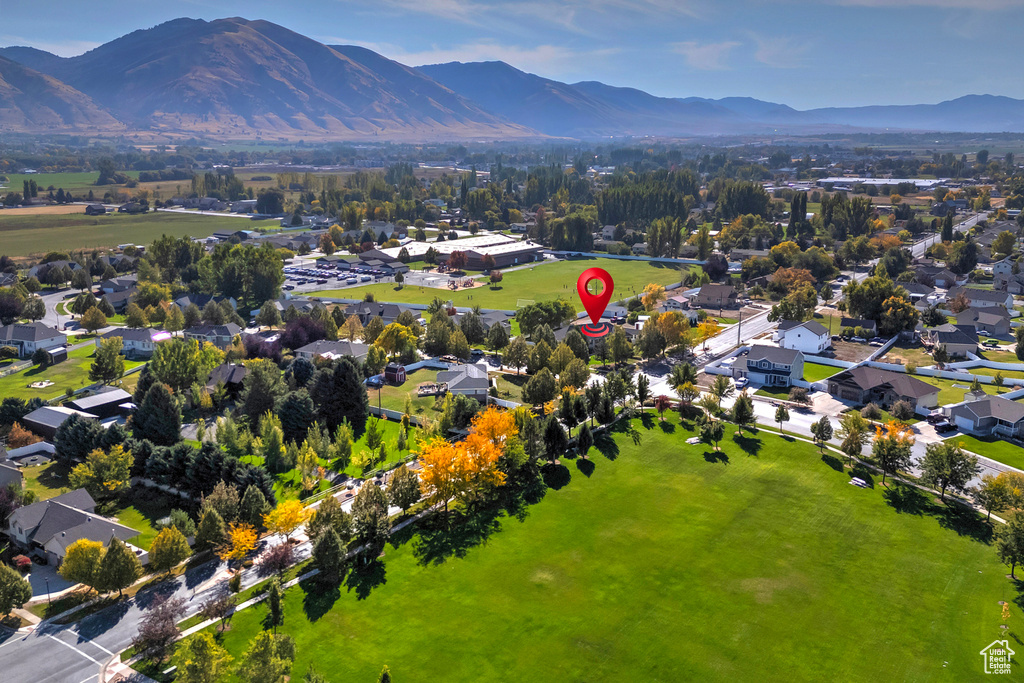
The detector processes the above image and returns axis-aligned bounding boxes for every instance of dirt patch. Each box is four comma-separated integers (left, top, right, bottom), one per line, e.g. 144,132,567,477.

0,204,89,216
832,340,874,363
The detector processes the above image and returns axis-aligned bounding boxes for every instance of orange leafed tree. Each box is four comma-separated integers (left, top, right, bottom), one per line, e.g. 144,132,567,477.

470,406,517,447
219,523,258,561
417,438,466,513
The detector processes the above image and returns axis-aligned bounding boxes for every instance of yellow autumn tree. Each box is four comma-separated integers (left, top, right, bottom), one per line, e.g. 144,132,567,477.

219,523,257,561
470,406,518,447
296,443,320,492
417,438,465,513
640,283,666,310
697,320,720,348
263,500,311,541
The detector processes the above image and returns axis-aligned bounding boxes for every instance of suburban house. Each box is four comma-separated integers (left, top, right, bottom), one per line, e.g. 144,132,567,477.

0,322,67,359
183,323,241,349
96,328,163,359
294,339,369,362
914,266,960,289
901,282,935,304
731,346,804,388
173,294,238,313
99,276,137,294
5,489,141,566
826,367,939,411
436,363,491,401
102,289,137,314
206,363,249,394
925,324,979,357
21,406,96,440
66,387,133,419
947,396,1024,440
995,272,1024,295
839,318,878,336
452,310,512,333
956,307,1012,336
992,258,1015,277
774,320,830,354
0,460,23,490
344,302,404,326
27,260,81,280
948,286,1013,310
693,284,738,309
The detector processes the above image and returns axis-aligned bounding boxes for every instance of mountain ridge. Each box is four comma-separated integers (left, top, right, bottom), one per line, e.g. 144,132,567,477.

2,18,1023,139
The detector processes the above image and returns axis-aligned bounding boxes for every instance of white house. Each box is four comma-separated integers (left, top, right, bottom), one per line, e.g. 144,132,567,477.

96,328,168,359
948,286,1013,310
774,320,830,354
0,322,67,359
993,258,1015,277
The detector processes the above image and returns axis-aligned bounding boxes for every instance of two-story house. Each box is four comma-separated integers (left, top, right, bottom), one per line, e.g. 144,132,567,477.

732,346,804,388
774,320,830,354
183,323,241,349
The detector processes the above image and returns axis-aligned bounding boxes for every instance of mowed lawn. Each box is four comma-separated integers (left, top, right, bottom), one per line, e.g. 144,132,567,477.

919,375,1011,405
944,433,1024,471
0,210,277,257
190,417,1011,683
0,345,145,401
802,361,840,382
374,368,441,415
313,258,693,311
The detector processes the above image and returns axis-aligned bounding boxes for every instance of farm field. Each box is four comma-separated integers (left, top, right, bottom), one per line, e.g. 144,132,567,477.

168,416,1012,683
313,258,693,311
0,209,277,257
0,171,135,196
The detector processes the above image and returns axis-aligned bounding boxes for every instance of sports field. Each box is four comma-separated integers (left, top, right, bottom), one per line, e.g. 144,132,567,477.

178,416,1011,682
313,258,693,311
0,210,277,257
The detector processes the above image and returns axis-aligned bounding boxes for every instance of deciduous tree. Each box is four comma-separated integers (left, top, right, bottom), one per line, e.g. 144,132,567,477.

98,537,142,597
149,526,191,574
920,441,979,500
263,500,311,541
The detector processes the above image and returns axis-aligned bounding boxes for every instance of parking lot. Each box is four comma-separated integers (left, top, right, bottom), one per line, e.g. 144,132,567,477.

283,263,386,292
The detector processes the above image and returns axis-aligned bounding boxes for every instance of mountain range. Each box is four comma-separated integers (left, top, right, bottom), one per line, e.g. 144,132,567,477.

1,17,1023,140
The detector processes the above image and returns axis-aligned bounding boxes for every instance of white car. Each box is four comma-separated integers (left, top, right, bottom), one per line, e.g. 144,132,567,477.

734,378,748,389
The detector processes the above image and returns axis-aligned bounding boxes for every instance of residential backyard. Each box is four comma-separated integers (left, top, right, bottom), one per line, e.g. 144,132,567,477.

163,416,1011,683
313,258,693,311
372,368,442,415
0,345,144,401
979,347,1021,363
802,361,841,383
918,375,1011,405
879,343,934,367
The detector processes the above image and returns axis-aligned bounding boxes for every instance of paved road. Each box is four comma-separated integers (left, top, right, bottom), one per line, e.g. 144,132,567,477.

699,308,774,359
910,211,982,258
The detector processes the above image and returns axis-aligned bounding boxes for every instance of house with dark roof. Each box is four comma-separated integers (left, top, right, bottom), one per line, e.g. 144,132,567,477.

901,282,935,303
206,363,249,393
839,318,877,335
948,286,1013,310
0,461,23,491
21,406,96,440
344,302,404,325
914,266,960,289
994,272,1024,295
99,275,137,294
66,387,133,419
173,293,238,313
5,489,140,565
294,339,369,361
827,367,938,410
731,346,804,388
183,323,241,349
101,288,137,314
947,396,1024,440
0,322,66,359
692,284,738,309
437,363,491,401
956,307,1011,336
925,323,978,358
773,320,830,354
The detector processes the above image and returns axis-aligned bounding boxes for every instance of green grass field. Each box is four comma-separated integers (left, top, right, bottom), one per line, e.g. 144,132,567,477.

0,210,277,257
802,361,840,382
979,348,1021,364
174,416,1012,683
0,171,132,196
314,258,693,311
968,367,1024,381
0,345,127,401
920,376,1010,405
945,433,1024,471
374,368,441,415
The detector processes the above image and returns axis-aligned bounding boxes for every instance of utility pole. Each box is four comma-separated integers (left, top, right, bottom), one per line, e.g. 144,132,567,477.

736,307,743,347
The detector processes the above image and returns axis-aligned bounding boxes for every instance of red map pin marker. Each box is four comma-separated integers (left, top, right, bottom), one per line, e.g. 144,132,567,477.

577,267,614,328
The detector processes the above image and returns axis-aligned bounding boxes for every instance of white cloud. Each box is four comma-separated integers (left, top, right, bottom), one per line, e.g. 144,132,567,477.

0,36,99,57
749,34,810,69
671,41,740,71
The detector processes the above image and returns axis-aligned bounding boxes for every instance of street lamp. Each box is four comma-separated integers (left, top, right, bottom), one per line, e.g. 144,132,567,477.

45,576,51,606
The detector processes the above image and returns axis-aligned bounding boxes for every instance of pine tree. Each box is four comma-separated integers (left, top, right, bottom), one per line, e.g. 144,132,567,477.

239,485,270,530
194,507,227,554
267,578,283,632
312,527,344,583
89,336,125,384
133,383,181,446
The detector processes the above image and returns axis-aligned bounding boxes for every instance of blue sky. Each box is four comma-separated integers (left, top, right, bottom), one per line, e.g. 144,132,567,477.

2,0,1021,109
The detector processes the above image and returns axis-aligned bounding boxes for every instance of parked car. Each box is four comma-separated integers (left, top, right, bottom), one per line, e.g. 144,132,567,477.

734,377,748,389
360,275,372,282
926,412,945,425
850,336,867,343
935,421,957,433
365,376,384,388
978,329,990,336
869,337,885,344
983,340,999,347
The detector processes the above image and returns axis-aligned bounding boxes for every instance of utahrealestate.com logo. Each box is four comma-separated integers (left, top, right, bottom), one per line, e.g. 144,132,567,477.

980,640,1014,674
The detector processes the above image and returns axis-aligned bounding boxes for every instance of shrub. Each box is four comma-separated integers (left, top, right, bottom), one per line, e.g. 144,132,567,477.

229,573,241,593
861,403,882,420
891,400,914,422
13,555,31,572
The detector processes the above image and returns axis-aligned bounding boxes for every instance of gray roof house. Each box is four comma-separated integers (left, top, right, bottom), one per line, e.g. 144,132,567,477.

294,340,369,361
827,367,938,411
0,322,66,359
956,307,1012,335
437,363,491,401
948,286,1013,310
96,327,161,358
947,396,1024,440
344,302,404,325
5,489,140,565
66,387,133,419
21,406,96,440
0,461,24,490
183,323,242,349
732,346,804,388
925,324,978,358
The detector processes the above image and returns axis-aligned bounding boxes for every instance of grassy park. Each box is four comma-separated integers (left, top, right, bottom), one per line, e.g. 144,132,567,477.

0,210,277,257
313,258,693,311
167,416,1011,683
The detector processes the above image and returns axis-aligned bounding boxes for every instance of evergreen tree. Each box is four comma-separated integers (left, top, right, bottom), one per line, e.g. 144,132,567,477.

239,485,270,530
89,336,125,385
194,507,227,554
267,578,283,631
543,416,568,463
576,422,594,458
133,383,181,446
310,359,370,435
312,527,345,583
